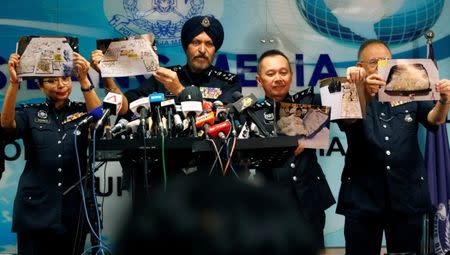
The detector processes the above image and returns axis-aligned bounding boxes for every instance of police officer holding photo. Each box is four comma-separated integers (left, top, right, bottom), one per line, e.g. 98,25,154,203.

1,51,101,255
91,15,242,116
252,49,335,250
338,39,450,255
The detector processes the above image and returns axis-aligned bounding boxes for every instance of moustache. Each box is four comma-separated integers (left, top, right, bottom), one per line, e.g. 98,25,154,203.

193,54,208,60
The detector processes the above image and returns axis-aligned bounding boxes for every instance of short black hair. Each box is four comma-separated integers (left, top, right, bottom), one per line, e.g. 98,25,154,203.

257,49,291,73
357,39,391,60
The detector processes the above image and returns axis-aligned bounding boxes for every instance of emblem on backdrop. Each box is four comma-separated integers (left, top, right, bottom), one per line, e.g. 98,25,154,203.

103,0,209,47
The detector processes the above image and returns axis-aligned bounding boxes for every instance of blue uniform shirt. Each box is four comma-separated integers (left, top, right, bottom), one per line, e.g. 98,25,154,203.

337,97,437,217
250,88,336,219
10,99,90,233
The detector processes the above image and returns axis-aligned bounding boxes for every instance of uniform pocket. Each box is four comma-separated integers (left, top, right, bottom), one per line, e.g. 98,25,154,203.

21,188,48,206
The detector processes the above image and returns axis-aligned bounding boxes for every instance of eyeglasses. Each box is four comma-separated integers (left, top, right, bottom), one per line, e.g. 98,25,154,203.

43,76,72,85
360,57,391,67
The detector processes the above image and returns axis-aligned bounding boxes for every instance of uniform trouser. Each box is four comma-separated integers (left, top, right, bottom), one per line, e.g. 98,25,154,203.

301,211,326,249
16,203,89,255
344,213,423,255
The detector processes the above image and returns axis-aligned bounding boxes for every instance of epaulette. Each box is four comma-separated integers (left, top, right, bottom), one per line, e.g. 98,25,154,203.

293,87,314,101
208,67,237,83
69,101,85,107
19,102,46,109
253,97,272,109
169,65,183,72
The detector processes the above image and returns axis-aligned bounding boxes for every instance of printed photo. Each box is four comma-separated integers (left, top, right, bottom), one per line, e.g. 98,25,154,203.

277,102,331,149
378,59,440,102
320,77,362,120
16,36,78,79
96,33,159,77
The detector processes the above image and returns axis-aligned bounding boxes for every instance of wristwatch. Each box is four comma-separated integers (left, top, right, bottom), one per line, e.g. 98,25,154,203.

81,84,95,92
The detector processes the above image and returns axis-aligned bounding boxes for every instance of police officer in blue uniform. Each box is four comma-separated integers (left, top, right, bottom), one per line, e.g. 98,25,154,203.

90,15,241,117
1,52,101,255
251,49,335,249
339,39,450,255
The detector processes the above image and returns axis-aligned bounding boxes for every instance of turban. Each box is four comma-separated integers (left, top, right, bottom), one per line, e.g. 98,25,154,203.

181,15,224,51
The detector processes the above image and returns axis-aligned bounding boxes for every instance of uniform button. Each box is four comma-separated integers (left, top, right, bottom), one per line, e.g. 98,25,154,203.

28,196,32,200
347,177,351,181
292,176,298,181
385,136,389,141
386,150,391,156
58,168,62,172
58,140,61,144
39,126,43,129
405,110,409,113
58,129,61,132
317,176,321,180
58,154,62,158
386,166,391,170
381,113,385,116
383,124,387,128
420,176,424,181
290,163,295,168
58,183,62,187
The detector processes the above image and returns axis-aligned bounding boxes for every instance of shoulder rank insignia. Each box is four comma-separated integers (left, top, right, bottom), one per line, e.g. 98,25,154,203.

208,68,237,83
293,87,314,101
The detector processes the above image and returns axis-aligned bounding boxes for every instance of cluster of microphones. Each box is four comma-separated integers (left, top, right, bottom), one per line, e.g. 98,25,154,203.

76,86,271,140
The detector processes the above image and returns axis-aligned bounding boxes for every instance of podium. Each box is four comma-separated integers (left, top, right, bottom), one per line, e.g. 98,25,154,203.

91,136,299,208
93,136,298,168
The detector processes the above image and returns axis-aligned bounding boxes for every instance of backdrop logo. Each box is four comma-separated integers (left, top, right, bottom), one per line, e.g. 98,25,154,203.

296,0,444,45
104,0,205,46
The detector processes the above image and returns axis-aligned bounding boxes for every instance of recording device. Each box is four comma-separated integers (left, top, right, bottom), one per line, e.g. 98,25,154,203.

77,106,103,127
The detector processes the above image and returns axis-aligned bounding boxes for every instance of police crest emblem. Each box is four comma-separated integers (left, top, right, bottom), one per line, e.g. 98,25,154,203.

103,0,224,47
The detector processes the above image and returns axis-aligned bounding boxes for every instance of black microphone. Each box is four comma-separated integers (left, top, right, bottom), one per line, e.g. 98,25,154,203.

179,86,203,137
231,91,270,137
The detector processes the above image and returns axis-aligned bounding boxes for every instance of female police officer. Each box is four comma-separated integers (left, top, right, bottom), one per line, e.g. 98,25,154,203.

1,51,101,255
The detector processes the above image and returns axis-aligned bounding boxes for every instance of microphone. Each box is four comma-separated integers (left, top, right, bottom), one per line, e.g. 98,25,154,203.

231,92,270,137
129,97,151,135
77,106,103,127
111,118,129,134
212,101,228,122
231,91,257,113
129,97,151,118
95,92,123,130
179,86,203,137
195,111,215,137
103,92,123,116
149,93,165,135
207,120,231,139
161,99,178,137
